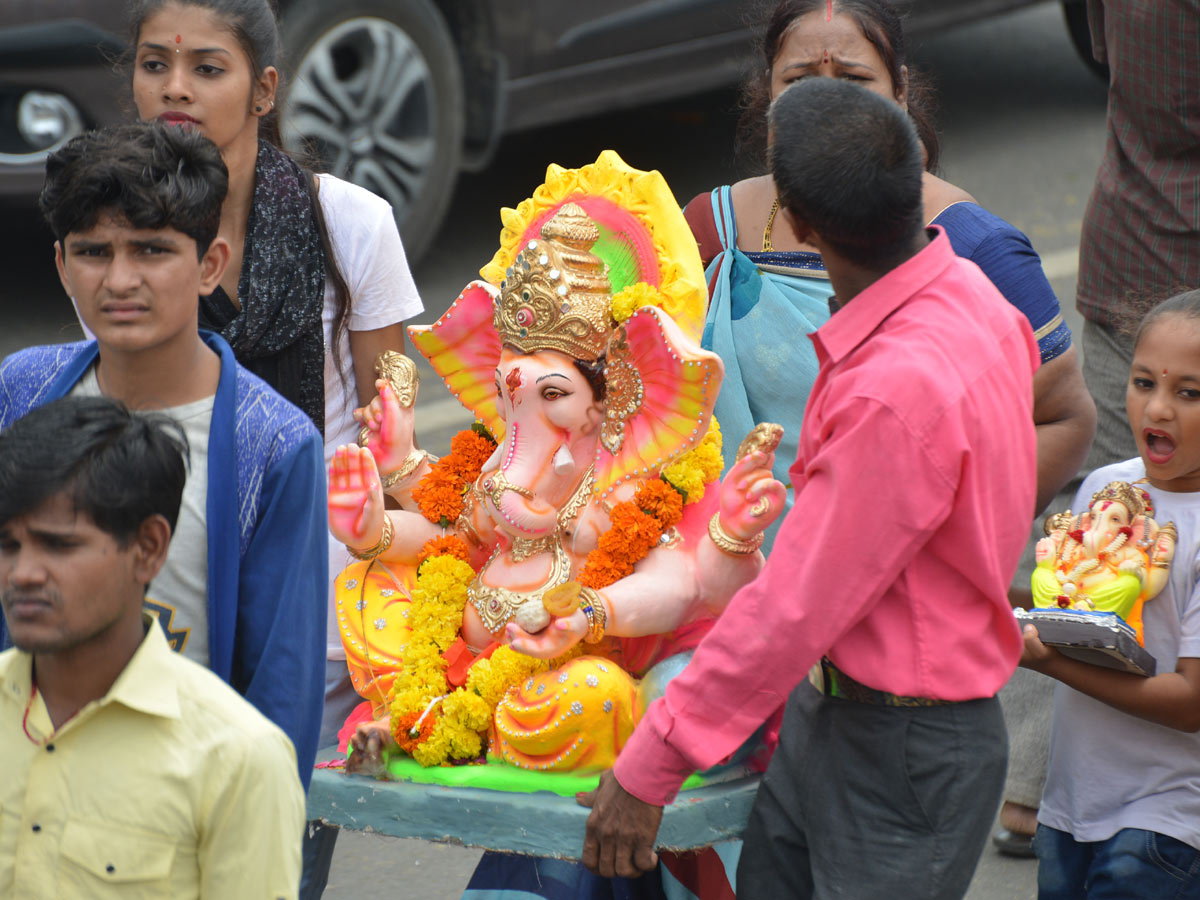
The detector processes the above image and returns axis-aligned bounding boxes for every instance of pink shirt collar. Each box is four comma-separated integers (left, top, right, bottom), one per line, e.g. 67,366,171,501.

811,227,953,366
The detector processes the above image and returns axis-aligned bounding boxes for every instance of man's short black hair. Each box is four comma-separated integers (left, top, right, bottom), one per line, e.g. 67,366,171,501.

0,397,188,545
769,78,924,266
39,122,228,256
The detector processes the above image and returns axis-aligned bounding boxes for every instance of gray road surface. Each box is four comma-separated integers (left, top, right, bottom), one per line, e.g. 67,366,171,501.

0,2,1105,897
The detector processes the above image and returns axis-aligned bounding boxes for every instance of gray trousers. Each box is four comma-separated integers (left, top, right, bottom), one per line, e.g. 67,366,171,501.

999,319,1137,810
737,681,1007,899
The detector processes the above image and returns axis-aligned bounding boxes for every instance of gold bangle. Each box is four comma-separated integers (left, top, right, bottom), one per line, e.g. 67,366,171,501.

707,513,763,556
357,425,371,447
347,514,394,560
380,449,432,489
578,586,608,644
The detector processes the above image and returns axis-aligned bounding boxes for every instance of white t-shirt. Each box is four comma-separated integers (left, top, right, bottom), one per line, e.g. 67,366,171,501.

71,367,215,666
1040,457,1200,850
315,174,424,658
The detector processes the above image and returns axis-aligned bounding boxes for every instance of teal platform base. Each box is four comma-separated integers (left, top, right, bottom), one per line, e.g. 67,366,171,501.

306,768,759,858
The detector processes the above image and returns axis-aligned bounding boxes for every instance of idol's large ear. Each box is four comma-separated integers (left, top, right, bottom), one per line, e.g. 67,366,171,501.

592,306,723,499
408,281,506,440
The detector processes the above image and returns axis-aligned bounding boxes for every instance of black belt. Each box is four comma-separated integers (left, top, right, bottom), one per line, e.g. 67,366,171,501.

818,658,954,708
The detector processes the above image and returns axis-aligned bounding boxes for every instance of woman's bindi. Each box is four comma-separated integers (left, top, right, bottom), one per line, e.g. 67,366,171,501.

175,34,182,52
1164,368,1169,376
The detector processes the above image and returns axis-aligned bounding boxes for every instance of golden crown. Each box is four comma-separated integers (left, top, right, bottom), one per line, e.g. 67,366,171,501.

494,203,614,361
1090,481,1149,518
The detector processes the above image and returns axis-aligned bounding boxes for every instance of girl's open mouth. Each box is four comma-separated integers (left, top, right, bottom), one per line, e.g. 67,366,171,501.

1145,429,1176,464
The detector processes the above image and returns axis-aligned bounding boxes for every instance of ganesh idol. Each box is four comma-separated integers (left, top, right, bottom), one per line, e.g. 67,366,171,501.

326,152,786,776
1032,480,1176,645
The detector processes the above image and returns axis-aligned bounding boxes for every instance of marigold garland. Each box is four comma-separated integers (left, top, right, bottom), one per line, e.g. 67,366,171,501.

411,426,495,527
663,417,723,504
611,283,665,323
386,416,725,767
418,535,470,568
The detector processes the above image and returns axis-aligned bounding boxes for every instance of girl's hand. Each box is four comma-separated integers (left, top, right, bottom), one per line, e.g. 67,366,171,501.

1019,624,1059,672
505,612,588,659
354,380,416,476
328,445,386,549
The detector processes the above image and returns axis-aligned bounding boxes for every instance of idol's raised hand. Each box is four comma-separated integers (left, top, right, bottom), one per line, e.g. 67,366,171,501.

328,444,386,551
354,378,417,476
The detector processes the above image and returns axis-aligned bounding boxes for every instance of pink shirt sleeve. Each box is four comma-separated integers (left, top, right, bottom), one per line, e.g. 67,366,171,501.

614,395,958,806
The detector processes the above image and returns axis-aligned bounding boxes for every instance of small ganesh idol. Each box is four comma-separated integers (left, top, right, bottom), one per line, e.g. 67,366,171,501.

326,151,786,779
1024,480,1177,674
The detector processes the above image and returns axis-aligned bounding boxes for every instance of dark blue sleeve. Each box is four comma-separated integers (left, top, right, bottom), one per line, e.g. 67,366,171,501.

232,432,328,789
937,205,1072,363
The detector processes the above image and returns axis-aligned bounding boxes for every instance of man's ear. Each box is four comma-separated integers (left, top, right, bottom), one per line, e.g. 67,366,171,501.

131,514,173,588
54,241,73,299
198,236,231,295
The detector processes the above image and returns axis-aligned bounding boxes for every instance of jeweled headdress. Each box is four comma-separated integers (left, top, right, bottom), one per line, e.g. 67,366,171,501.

1090,481,1149,518
494,203,613,362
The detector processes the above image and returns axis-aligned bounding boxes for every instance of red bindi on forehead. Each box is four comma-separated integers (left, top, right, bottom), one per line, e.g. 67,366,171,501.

175,34,182,43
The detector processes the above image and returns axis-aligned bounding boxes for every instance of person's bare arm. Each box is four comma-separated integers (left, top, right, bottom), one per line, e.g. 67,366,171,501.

1031,345,1096,515
1021,625,1200,732
349,323,408,407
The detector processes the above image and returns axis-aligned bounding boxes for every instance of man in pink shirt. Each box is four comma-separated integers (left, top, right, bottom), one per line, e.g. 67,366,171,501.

580,79,1040,896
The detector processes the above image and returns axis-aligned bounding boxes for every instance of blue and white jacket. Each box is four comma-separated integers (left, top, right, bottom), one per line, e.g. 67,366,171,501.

0,332,327,787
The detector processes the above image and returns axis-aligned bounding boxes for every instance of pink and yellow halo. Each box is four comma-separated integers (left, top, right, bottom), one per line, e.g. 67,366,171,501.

479,150,707,343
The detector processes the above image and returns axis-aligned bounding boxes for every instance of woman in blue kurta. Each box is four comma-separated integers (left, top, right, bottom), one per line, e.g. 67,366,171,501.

684,0,1095,535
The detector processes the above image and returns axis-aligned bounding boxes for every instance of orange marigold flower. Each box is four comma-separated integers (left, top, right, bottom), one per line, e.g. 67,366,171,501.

606,503,663,551
578,547,635,589
638,479,684,527
413,469,468,525
393,709,438,754
418,535,470,566
444,430,496,480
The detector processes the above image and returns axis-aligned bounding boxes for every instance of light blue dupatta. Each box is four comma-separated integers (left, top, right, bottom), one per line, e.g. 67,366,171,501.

700,186,833,552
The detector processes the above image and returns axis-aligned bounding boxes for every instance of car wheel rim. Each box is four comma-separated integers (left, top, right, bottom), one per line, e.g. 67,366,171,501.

284,17,437,219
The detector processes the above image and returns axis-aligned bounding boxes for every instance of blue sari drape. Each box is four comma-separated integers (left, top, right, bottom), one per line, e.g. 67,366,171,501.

700,186,833,553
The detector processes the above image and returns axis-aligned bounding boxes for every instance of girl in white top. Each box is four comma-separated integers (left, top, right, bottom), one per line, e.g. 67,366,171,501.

125,0,424,747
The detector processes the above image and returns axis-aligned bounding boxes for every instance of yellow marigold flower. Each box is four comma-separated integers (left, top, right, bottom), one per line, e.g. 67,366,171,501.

610,282,665,323
663,417,724,504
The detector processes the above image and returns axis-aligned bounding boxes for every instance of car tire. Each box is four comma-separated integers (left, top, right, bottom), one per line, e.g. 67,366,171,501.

1062,0,1109,81
280,0,464,263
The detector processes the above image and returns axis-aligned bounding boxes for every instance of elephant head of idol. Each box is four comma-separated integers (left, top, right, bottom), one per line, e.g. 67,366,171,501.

409,172,724,541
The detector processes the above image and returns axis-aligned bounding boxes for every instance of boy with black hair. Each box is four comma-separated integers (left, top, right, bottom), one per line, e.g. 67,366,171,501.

582,79,1041,897
0,396,304,899
0,122,327,785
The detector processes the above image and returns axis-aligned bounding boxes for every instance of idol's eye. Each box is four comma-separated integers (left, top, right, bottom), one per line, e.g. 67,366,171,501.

541,387,568,401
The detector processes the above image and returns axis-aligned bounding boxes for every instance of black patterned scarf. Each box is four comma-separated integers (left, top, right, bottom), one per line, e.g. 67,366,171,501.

199,140,326,434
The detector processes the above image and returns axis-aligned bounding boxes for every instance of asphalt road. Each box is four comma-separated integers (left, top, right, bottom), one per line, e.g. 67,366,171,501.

0,1,1107,897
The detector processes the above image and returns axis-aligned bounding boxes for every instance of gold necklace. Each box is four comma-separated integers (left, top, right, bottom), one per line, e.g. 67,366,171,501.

468,467,595,634
469,539,572,634
763,197,780,252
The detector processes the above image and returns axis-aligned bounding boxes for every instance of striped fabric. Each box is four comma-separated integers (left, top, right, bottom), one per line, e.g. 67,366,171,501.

1076,0,1200,327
